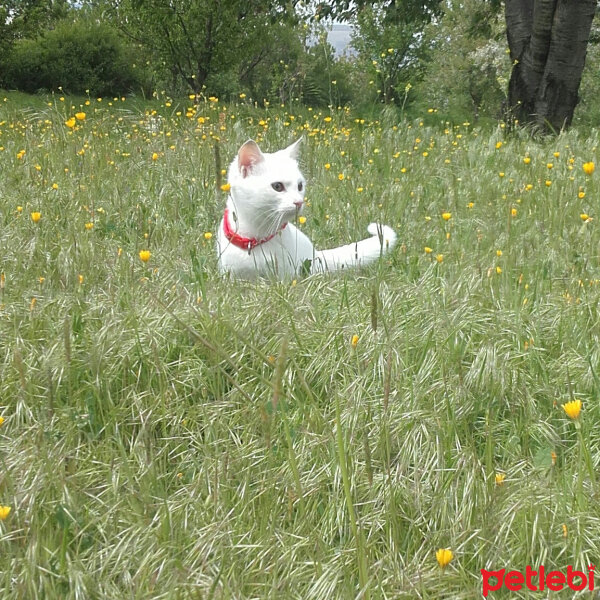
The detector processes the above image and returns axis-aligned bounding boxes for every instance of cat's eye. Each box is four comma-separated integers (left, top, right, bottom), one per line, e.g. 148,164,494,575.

271,182,285,192
298,182,303,192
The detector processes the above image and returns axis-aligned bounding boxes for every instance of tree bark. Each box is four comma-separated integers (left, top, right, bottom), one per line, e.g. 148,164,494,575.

505,0,596,132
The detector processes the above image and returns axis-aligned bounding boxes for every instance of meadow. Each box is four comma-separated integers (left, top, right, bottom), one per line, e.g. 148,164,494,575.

1,91,600,599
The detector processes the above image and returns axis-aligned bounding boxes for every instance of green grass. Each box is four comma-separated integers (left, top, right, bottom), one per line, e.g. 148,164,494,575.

1,91,600,599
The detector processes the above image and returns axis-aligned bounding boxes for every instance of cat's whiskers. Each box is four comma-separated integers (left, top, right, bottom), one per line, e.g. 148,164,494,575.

266,203,296,232
265,208,285,235
228,195,280,238
248,205,286,239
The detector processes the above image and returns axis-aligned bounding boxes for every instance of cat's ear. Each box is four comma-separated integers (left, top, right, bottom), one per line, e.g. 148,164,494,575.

237,139,264,178
284,137,303,160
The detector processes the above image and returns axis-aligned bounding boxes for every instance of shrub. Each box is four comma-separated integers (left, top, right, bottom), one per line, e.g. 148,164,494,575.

298,37,354,107
0,19,148,96
575,23,600,127
415,1,509,122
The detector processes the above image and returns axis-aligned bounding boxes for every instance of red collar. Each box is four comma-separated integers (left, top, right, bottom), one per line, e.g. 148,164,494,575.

222,207,287,250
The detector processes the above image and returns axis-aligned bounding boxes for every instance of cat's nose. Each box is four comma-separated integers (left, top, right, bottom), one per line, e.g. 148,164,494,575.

294,200,303,209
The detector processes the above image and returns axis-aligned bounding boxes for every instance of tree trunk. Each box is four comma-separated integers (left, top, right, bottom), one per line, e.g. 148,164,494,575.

505,0,596,132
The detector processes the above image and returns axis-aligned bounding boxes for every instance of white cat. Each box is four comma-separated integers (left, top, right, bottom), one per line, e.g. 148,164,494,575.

216,139,397,279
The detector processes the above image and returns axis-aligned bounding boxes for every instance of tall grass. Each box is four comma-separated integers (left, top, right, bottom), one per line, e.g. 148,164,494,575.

1,92,600,599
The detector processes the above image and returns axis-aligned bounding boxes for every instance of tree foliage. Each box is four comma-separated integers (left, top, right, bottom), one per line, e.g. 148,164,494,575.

1,0,70,39
351,3,428,105
314,0,443,24
1,0,70,58
417,0,509,121
104,0,297,94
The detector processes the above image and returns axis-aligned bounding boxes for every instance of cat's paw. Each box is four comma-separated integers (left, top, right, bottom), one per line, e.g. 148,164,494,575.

367,223,397,251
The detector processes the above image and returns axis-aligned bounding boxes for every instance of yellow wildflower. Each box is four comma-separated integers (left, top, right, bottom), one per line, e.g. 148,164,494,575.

0,506,11,520
436,548,453,568
583,161,595,175
139,250,151,263
562,399,581,419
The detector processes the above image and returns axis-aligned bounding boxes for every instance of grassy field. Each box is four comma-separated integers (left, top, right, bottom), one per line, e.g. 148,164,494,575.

1,91,600,599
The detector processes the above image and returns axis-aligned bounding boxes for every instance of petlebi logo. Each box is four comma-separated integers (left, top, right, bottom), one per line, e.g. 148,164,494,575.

481,565,595,596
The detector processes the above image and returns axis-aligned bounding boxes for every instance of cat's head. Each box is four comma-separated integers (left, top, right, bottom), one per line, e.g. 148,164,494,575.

227,138,306,226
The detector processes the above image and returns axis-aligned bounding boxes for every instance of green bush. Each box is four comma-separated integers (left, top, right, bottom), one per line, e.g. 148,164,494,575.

575,29,600,127
0,19,148,96
415,1,509,123
299,39,354,107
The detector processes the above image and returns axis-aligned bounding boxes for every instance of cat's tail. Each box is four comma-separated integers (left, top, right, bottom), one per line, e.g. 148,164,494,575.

312,223,397,273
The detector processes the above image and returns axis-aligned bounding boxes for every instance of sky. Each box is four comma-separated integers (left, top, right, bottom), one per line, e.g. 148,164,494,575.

327,22,353,55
